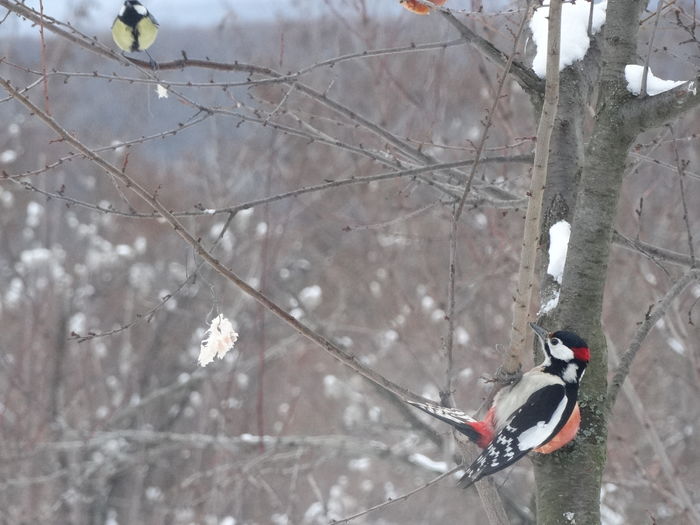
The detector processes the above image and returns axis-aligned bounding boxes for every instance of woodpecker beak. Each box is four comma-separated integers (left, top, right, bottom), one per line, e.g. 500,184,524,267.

529,322,549,341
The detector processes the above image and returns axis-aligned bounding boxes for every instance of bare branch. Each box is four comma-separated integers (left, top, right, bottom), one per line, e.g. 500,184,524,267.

0,76,433,408
640,0,665,97
607,268,700,408
612,230,695,268
442,204,459,406
669,128,697,266
506,0,562,374
331,465,462,524
608,339,700,525
453,1,533,221
440,11,544,96
626,78,700,131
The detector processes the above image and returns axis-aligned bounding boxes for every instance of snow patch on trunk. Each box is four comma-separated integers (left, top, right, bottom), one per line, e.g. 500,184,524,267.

530,0,607,78
547,220,571,284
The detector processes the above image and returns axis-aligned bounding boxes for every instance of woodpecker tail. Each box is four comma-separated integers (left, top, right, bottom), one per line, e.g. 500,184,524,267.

407,400,495,448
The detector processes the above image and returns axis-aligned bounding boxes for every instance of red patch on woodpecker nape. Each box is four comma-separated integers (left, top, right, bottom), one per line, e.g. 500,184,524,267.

573,347,590,362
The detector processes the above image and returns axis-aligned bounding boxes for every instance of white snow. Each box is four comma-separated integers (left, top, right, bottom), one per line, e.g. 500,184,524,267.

421,295,435,311
455,326,470,345
348,457,371,471
409,453,448,473
115,244,133,258
299,285,322,309
19,247,52,267
255,221,268,236
155,84,168,98
547,220,571,284
530,0,607,78
68,312,86,333
380,329,399,348
323,375,343,399
0,149,17,164
624,65,685,96
459,367,473,380
5,277,23,306
431,308,446,322
26,201,44,228
667,338,685,355
0,187,14,208
539,291,560,315
197,314,239,367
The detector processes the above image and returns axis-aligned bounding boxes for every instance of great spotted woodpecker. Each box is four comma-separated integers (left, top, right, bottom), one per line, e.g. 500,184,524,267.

408,322,590,488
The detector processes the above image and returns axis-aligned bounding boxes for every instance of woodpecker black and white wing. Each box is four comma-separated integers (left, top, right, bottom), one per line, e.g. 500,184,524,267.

458,384,573,488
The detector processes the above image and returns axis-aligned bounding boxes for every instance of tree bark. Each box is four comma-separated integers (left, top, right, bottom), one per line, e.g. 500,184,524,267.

533,0,646,522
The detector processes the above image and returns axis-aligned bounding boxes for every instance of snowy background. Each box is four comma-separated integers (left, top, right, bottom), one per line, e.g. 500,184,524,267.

1,0,699,524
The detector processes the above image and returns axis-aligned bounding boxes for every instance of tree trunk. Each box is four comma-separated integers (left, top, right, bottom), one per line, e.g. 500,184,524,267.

533,0,645,522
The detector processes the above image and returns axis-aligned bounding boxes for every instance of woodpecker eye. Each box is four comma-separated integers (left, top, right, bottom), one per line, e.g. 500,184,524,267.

550,338,560,345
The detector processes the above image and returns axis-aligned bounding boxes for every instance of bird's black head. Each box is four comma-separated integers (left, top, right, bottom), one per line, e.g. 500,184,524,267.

550,330,590,363
530,323,590,383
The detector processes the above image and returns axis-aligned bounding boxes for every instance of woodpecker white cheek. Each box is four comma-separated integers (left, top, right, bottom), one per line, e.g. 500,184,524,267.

549,342,574,361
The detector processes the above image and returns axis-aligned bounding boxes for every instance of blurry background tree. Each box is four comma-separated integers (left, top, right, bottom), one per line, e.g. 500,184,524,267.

0,0,699,524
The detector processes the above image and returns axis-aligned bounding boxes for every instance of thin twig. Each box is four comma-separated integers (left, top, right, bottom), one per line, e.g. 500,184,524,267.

6,155,528,221
440,11,543,96
38,0,50,115
0,76,432,407
608,339,700,525
6,111,211,180
607,268,700,408
453,2,534,222
612,230,694,268
331,465,462,524
640,0,665,97
505,0,562,375
70,213,236,343
669,127,697,266
442,204,459,407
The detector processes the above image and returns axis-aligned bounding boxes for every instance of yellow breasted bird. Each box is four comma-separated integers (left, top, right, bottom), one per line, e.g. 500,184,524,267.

111,1,159,68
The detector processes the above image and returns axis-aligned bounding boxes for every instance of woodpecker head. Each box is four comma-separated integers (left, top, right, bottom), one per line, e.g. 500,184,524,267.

530,323,589,383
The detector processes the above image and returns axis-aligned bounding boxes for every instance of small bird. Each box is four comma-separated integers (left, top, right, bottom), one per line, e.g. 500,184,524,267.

111,1,159,68
400,0,447,15
409,323,590,488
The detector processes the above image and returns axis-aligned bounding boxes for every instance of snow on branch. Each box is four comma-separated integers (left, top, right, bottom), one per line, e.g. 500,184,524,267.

530,0,607,78
624,65,685,96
